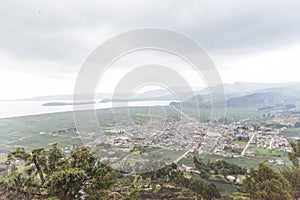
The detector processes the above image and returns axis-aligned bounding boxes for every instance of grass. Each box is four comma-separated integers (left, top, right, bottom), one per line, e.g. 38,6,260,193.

232,140,247,145
280,128,300,141
179,154,241,195
0,155,6,162
201,152,292,171
248,147,284,157
0,106,177,152
208,178,238,194
0,105,294,172
201,154,263,169
180,153,264,170
178,154,195,167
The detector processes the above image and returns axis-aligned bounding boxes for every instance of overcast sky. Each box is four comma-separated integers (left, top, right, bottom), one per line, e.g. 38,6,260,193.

0,0,300,99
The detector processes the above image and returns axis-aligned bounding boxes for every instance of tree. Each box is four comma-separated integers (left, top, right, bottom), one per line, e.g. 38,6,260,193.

189,178,220,200
85,162,116,191
124,175,150,200
193,156,210,179
4,171,40,199
287,140,300,167
48,143,64,173
209,160,246,175
220,167,230,178
47,168,86,199
7,147,46,185
280,165,300,195
243,163,293,200
280,140,300,198
4,145,116,200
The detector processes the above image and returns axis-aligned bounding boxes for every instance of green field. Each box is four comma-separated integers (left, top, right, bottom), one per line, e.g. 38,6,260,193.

0,105,293,172
182,107,261,123
248,147,285,157
0,106,257,153
280,128,300,141
208,178,238,194
178,154,195,167
0,106,183,152
201,154,265,169
232,140,247,145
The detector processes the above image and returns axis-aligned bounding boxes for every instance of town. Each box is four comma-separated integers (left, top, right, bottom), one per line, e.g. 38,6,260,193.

78,107,294,172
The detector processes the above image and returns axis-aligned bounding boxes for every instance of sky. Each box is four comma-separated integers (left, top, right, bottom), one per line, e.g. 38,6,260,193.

0,0,300,99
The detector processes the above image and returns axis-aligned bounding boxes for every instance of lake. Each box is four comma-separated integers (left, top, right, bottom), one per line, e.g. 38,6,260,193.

0,100,173,119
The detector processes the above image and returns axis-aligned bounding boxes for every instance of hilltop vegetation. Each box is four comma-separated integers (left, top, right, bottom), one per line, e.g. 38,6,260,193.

1,140,300,199
0,144,220,200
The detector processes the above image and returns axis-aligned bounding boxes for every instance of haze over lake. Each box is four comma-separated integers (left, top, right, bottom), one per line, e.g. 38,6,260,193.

0,100,173,119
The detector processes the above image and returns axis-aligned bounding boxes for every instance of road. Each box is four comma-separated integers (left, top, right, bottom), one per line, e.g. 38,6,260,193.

171,106,198,123
174,148,193,163
241,132,256,156
236,118,250,125
269,137,274,149
171,107,204,163
174,142,203,164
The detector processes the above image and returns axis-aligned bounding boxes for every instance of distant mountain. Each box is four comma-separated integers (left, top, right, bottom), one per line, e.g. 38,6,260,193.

262,82,300,94
6,82,300,103
227,83,300,108
199,82,298,96
182,82,300,109
20,93,112,101
177,94,220,109
18,89,176,101
226,92,283,108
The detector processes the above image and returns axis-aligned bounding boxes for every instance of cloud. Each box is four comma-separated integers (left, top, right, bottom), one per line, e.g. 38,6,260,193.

0,0,300,98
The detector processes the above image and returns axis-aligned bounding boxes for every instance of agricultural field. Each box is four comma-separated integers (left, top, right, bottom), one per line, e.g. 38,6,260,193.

208,178,238,194
279,128,300,141
248,147,285,157
0,105,295,172
232,140,247,145
0,106,182,153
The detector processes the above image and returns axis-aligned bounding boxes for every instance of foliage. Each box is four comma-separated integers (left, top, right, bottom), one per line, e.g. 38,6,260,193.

193,156,211,179
193,156,246,179
47,168,86,199
243,163,293,200
189,178,220,200
280,165,300,194
1,145,222,199
208,160,247,176
3,145,117,199
288,140,300,167
280,139,300,199
6,140,299,200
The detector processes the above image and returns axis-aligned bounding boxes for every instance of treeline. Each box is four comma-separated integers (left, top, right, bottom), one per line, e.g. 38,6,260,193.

2,140,300,199
0,144,220,200
193,156,246,179
243,140,300,200
140,163,220,200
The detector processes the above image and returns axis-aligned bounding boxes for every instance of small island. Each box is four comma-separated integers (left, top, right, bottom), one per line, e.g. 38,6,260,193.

42,101,96,106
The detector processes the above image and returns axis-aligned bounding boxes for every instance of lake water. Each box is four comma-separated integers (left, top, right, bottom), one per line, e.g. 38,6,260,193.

0,100,173,119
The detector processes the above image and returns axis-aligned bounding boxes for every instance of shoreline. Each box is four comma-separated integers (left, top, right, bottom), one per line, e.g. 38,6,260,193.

0,104,172,121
